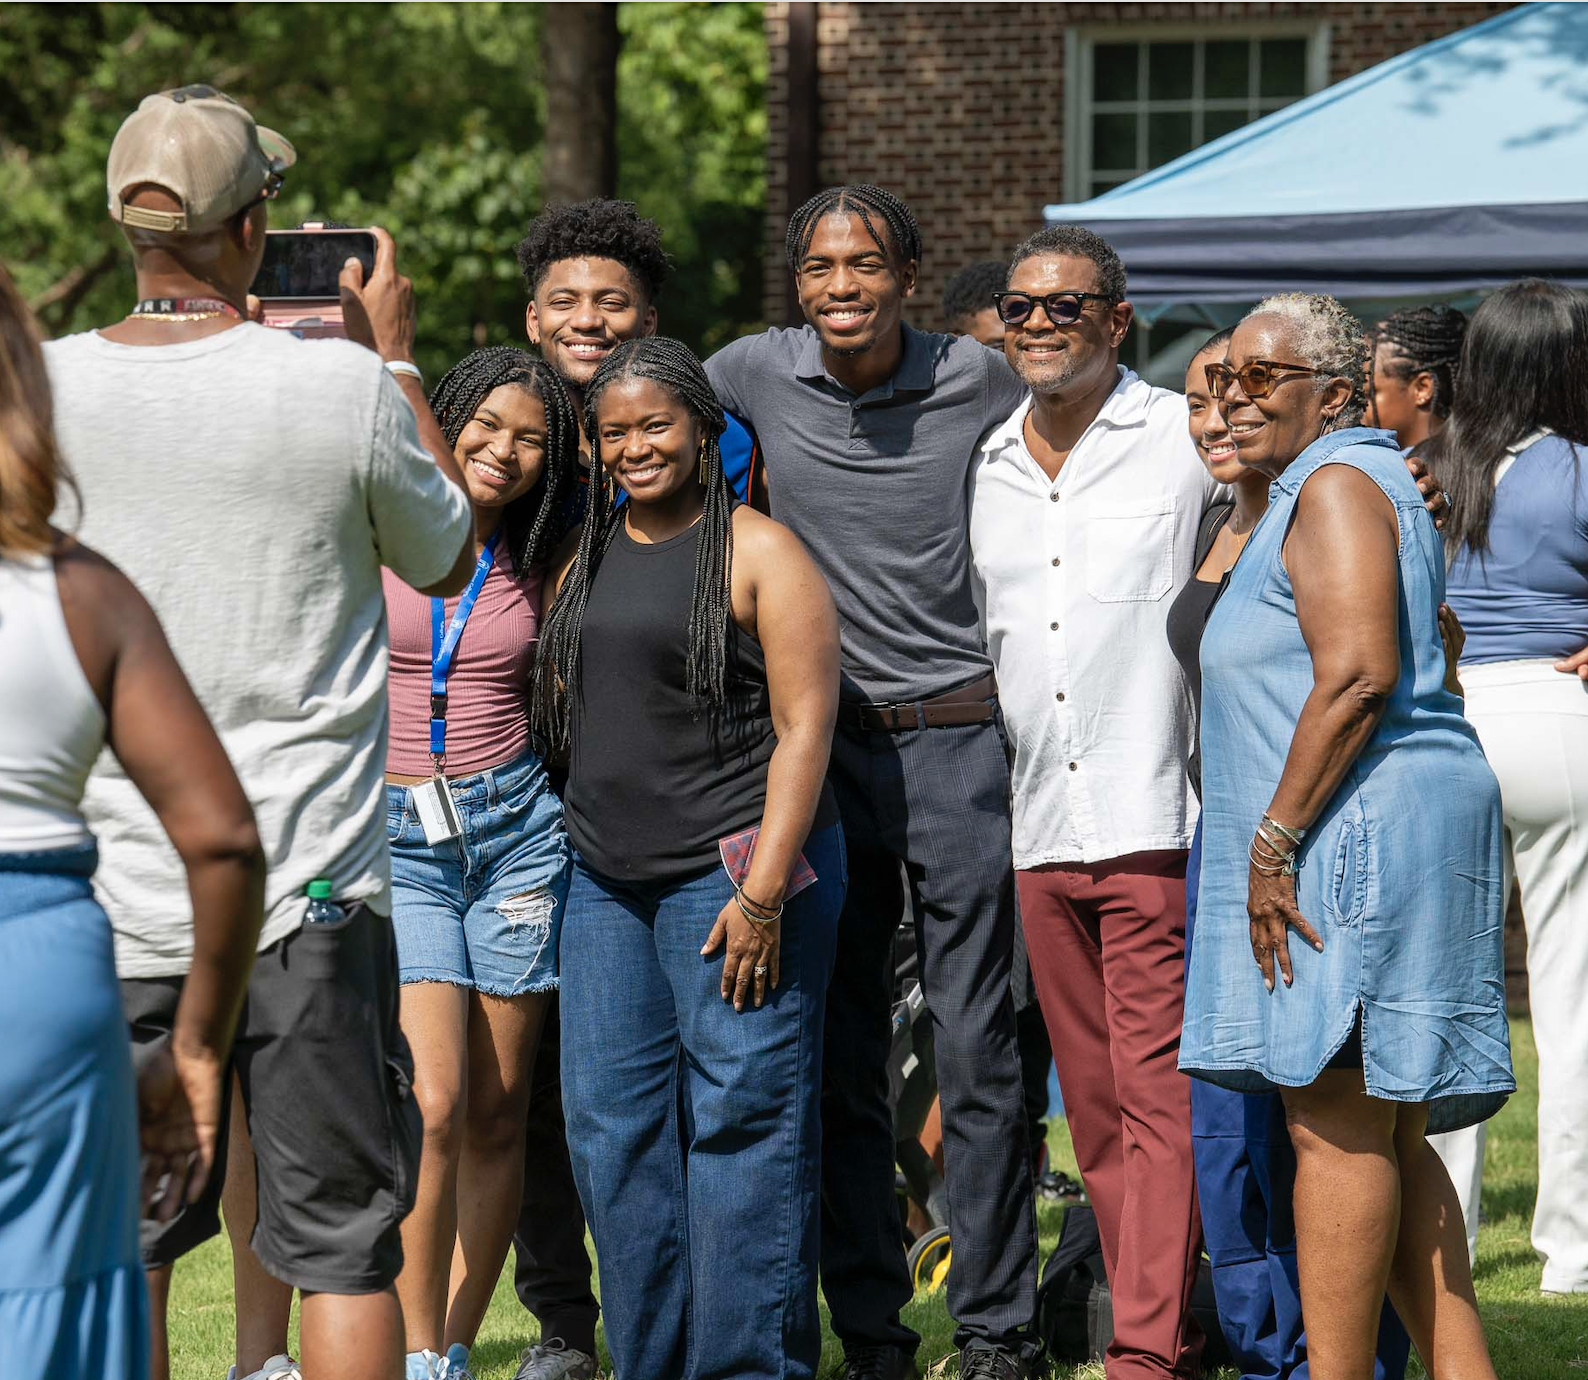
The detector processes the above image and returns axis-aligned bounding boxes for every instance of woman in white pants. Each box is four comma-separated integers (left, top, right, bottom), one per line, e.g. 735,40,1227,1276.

1422,277,1588,1294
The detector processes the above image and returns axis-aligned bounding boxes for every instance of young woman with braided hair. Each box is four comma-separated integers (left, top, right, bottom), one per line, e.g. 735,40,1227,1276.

1364,304,1467,449
537,336,843,1380
382,347,582,1380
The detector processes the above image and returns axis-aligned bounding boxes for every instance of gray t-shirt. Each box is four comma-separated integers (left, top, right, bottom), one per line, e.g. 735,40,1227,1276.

706,324,1027,702
45,324,471,977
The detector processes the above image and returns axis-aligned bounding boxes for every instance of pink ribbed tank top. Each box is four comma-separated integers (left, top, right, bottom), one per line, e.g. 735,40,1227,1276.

383,543,543,777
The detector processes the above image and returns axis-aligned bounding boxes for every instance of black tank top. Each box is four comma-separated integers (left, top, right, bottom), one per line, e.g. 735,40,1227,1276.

1164,501,1234,801
565,515,832,882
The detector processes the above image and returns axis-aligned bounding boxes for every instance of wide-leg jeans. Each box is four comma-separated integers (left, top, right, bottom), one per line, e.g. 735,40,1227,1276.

560,824,845,1380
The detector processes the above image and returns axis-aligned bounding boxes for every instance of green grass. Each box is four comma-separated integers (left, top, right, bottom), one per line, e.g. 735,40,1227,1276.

168,1019,1586,1378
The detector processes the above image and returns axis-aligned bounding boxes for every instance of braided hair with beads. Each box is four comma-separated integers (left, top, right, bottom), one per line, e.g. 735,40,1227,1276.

1368,305,1467,423
784,184,922,273
427,348,581,576
533,337,734,749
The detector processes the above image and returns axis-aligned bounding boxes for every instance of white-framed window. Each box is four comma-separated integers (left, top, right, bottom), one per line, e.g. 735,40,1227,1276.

1064,24,1331,202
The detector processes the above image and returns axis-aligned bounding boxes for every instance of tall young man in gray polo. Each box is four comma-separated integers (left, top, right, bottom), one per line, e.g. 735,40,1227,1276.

45,87,473,1380
706,186,1038,1380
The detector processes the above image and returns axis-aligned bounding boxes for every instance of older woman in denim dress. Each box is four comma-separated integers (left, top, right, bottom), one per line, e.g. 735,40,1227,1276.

1181,294,1514,1380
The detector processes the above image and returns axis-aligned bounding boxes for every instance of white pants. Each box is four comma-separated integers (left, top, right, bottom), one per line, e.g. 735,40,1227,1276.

1432,659,1588,1292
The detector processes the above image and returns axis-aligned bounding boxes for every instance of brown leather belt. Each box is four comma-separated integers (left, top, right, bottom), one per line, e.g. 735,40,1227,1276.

842,672,998,733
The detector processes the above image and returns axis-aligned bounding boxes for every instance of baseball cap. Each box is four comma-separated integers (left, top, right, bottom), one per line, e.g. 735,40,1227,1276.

107,84,296,234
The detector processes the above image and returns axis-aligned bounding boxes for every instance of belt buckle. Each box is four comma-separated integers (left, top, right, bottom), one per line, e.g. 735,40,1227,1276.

879,700,915,731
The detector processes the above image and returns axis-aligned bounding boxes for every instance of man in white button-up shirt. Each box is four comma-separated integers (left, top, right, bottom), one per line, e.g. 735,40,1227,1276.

968,226,1215,1380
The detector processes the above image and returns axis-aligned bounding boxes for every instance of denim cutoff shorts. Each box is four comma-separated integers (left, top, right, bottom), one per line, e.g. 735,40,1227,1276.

387,747,571,996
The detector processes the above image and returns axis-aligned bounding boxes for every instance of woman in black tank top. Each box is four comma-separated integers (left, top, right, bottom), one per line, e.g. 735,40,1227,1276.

534,338,843,1380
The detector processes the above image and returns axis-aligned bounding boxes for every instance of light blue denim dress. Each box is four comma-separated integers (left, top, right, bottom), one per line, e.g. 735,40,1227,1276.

1182,428,1515,1134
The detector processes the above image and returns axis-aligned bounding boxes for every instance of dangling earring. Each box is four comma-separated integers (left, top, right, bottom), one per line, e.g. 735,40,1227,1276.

698,441,709,485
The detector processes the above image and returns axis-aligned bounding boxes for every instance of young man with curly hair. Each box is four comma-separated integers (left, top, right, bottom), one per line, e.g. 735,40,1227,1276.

516,199,760,502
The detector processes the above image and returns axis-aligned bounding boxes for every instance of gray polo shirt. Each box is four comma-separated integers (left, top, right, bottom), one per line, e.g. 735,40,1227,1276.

707,324,1027,703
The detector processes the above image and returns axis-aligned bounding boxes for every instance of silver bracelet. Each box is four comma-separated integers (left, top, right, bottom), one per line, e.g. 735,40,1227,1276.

384,359,423,385
1261,814,1307,847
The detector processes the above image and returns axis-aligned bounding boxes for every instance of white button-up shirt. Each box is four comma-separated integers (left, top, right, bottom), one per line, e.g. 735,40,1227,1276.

969,367,1219,868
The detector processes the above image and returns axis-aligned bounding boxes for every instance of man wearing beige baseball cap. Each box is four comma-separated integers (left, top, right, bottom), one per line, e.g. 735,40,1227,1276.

43,84,475,1380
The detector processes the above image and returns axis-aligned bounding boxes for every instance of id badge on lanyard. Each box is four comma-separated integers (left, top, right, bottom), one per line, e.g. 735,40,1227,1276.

418,532,500,845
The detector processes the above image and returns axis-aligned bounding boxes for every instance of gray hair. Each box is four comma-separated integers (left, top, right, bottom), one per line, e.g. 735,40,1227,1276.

1247,292,1368,431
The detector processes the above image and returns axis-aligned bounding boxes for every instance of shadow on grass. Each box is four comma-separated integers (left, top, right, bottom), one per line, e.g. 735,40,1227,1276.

470,1337,534,1376
1472,1243,1540,1284
1480,1296,1588,1380
1482,1177,1542,1225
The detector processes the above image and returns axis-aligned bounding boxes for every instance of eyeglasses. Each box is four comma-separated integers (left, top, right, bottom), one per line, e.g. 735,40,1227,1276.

1204,359,1319,400
992,291,1115,327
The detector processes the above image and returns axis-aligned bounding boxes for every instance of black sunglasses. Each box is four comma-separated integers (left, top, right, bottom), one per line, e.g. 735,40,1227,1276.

992,290,1115,327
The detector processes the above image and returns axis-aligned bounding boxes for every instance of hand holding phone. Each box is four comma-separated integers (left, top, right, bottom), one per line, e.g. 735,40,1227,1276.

251,226,378,340
337,226,417,364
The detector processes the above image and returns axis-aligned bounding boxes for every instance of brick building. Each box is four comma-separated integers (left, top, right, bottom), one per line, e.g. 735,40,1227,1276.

761,2,1515,342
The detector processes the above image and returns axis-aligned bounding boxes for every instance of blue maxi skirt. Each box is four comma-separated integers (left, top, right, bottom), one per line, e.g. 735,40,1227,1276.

0,845,148,1379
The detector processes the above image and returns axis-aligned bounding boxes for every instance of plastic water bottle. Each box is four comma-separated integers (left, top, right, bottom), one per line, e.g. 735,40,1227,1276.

304,878,348,926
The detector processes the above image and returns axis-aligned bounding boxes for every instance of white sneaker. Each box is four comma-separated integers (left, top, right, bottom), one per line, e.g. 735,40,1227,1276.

514,1338,598,1380
225,1358,301,1380
406,1350,444,1380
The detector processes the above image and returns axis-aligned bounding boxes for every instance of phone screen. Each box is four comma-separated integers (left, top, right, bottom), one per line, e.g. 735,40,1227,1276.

251,230,376,300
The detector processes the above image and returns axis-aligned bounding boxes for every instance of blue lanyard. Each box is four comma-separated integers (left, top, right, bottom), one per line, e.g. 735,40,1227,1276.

429,531,501,763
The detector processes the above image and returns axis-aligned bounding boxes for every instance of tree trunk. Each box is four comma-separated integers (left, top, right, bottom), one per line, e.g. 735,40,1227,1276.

542,2,619,206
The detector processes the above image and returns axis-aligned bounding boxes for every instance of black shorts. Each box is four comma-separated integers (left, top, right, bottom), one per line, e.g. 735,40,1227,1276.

122,904,420,1293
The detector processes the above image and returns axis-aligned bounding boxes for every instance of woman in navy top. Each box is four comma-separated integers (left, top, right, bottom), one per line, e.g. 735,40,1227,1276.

1423,278,1588,1297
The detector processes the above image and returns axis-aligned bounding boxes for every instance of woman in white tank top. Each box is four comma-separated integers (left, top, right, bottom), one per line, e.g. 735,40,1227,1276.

0,265,263,1380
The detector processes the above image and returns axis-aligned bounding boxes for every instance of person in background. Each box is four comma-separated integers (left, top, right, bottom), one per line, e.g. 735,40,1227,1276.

1363,304,1466,450
1426,277,1588,1297
1184,293,1513,1380
0,261,262,1380
707,185,1041,1380
384,350,580,1380
536,337,843,1380
1168,329,1412,1380
969,226,1215,1380
941,259,1009,348
43,86,474,1380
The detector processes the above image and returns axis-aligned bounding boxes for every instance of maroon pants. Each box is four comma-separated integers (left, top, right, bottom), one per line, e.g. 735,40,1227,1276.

1019,850,1203,1380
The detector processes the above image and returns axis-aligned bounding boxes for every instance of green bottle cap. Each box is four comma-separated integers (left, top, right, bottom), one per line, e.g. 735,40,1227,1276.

306,879,333,900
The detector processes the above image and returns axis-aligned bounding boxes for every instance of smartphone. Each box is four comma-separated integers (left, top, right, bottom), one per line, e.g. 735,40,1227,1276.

252,228,376,300
252,228,376,339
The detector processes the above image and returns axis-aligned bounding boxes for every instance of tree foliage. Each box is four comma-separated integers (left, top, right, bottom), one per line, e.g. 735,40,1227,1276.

0,2,766,377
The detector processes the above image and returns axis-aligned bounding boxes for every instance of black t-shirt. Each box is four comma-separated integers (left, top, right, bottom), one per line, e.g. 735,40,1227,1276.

1164,501,1234,801
565,514,835,883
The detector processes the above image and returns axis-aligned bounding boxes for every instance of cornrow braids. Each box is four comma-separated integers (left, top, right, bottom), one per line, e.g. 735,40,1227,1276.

785,184,922,274
533,337,734,749
1369,305,1467,420
428,347,581,576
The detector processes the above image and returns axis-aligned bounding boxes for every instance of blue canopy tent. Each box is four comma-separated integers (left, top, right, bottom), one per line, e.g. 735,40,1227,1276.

1043,3,1588,307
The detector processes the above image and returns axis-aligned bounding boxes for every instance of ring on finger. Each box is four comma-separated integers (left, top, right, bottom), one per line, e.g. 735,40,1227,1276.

754,964,769,976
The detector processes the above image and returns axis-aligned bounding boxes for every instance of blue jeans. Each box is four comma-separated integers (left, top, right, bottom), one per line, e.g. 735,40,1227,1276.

1186,823,1410,1380
387,748,570,995
560,823,845,1380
